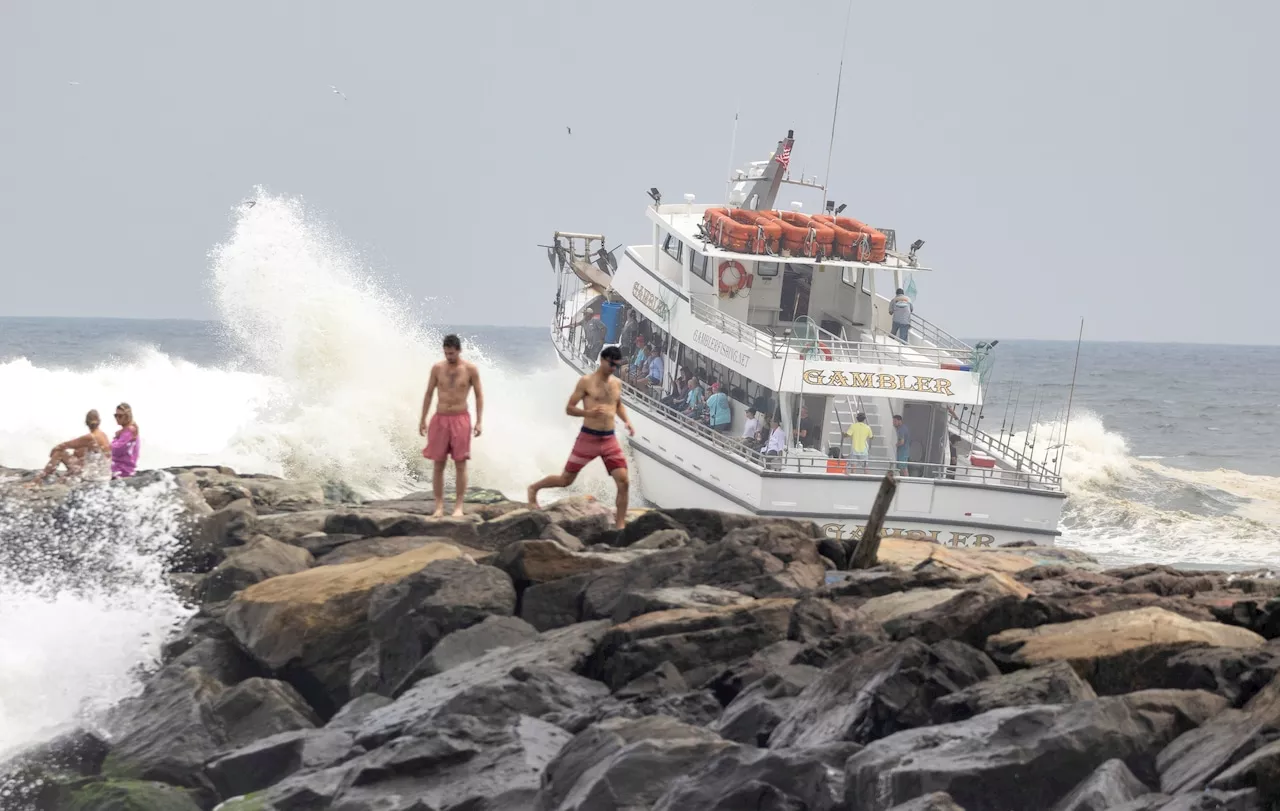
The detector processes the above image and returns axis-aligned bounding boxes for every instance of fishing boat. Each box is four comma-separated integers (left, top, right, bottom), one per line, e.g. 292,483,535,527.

544,130,1066,548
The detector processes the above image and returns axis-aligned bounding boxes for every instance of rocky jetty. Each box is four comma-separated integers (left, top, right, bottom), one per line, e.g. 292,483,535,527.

5,466,1280,810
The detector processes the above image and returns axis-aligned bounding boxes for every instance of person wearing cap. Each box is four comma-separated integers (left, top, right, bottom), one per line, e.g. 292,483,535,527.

583,308,606,362
845,412,873,473
705,381,731,433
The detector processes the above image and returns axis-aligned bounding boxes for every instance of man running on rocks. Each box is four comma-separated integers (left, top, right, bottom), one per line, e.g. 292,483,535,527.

528,345,634,529
420,334,484,517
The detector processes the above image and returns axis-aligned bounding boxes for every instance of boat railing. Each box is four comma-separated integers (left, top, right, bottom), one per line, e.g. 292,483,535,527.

952,417,1059,484
554,328,1060,491
909,312,973,356
689,298,976,369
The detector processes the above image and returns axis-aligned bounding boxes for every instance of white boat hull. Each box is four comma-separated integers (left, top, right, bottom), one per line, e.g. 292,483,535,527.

556,348,1065,549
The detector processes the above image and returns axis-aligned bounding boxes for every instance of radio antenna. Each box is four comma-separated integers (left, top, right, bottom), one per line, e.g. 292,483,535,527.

821,0,855,211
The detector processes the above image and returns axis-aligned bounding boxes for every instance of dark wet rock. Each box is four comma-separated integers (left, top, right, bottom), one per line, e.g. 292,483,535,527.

314,534,467,567
651,743,857,811
324,509,482,544
205,727,358,801
609,689,725,728
822,566,963,599
1107,796,1175,811
705,640,807,705
334,713,569,811
327,693,393,729
181,498,257,572
212,676,320,746
1212,597,1280,640
2,728,109,779
844,696,1188,811
629,528,691,550
712,663,822,745
165,630,260,686
292,530,364,558
101,666,226,796
202,535,313,602
1051,758,1152,811
495,538,653,588
769,638,999,748
1157,788,1265,810
987,607,1266,695
539,521,586,551
354,622,611,743
255,509,335,543
1207,737,1280,796
1121,689,1231,735
1161,646,1280,706
883,588,1086,649
535,715,735,810
237,477,327,513
198,478,252,511
787,595,871,643
415,614,539,678
614,660,688,699
355,559,516,697
620,510,688,545
611,584,754,623
165,572,207,604
931,660,1098,724
223,542,470,716
1017,564,1124,592
583,597,795,690
521,571,594,631
474,507,551,550
885,793,968,811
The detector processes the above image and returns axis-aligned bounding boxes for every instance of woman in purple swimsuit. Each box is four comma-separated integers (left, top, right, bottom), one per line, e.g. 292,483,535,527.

111,402,141,478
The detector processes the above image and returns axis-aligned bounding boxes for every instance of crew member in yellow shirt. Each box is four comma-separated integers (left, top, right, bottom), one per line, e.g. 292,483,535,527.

845,412,873,473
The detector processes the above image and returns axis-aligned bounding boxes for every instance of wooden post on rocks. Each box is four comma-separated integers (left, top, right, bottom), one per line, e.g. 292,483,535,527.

847,471,897,569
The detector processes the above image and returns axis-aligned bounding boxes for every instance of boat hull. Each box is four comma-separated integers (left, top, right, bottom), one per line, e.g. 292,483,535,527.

554,345,1064,549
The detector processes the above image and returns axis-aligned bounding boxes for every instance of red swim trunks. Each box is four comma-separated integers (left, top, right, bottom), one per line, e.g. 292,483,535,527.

423,412,472,462
565,427,627,474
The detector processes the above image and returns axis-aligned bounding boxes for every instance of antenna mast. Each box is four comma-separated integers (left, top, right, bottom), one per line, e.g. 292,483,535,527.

822,0,855,211
725,110,740,203
1059,318,1085,475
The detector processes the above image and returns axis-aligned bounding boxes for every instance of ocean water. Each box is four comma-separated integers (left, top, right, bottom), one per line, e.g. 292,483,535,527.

0,192,1277,758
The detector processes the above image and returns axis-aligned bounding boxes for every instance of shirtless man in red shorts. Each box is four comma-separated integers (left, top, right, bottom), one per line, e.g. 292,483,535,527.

419,334,484,517
528,344,635,529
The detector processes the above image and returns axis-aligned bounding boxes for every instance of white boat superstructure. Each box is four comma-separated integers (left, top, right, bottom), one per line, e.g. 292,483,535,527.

545,131,1066,548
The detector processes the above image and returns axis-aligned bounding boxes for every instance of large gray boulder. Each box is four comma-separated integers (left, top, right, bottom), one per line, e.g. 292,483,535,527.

202,535,313,603
930,660,1098,724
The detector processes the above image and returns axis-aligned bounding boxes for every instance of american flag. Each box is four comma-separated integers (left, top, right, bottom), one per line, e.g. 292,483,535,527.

775,142,792,170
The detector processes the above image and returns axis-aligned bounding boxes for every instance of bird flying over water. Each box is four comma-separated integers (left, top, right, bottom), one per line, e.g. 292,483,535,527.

566,126,572,135
330,85,347,100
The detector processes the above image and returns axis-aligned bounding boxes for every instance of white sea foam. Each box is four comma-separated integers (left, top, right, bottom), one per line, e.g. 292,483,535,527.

0,478,192,759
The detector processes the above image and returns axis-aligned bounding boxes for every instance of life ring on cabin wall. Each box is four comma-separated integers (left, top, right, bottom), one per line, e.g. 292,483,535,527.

799,341,833,361
718,260,749,297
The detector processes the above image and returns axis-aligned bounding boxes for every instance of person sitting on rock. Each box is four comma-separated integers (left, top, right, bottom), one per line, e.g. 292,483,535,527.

32,409,112,484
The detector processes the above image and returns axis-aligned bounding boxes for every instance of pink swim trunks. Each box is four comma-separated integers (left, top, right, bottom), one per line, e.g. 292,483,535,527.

565,427,627,474
424,412,472,462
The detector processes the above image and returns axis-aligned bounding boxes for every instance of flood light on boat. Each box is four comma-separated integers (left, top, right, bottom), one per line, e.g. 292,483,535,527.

908,239,925,265
834,203,847,215
648,188,661,205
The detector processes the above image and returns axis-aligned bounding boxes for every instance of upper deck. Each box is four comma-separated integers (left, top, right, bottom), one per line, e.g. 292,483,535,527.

647,202,932,275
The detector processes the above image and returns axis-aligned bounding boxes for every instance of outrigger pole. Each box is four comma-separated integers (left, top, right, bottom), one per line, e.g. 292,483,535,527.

1059,318,1085,476
821,0,855,212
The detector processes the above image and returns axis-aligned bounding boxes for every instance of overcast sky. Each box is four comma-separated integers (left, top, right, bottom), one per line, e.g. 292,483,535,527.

2,0,1277,344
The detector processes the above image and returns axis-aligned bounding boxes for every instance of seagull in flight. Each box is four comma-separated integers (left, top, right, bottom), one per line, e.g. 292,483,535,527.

566,126,571,135
330,85,347,101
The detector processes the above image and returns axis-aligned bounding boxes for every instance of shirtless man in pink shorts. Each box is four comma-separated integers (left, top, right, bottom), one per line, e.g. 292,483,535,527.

528,345,635,529
419,334,484,517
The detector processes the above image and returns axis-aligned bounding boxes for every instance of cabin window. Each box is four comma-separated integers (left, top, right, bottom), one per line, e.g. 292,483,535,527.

662,234,683,264
841,267,858,288
757,261,780,279
691,252,712,284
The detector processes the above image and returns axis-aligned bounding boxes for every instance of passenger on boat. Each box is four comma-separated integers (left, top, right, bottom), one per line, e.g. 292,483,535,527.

890,289,913,343
892,414,910,475
705,383,732,433
741,408,762,448
33,409,112,484
663,375,689,411
794,406,820,450
946,432,960,480
111,403,141,479
764,418,786,454
683,375,706,418
584,309,607,361
619,309,640,353
625,335,648,385
846,412,873,473
646,350,665,394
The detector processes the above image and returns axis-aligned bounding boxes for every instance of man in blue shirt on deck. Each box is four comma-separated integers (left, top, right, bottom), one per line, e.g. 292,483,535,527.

893,414,910,474
891,288,913,343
